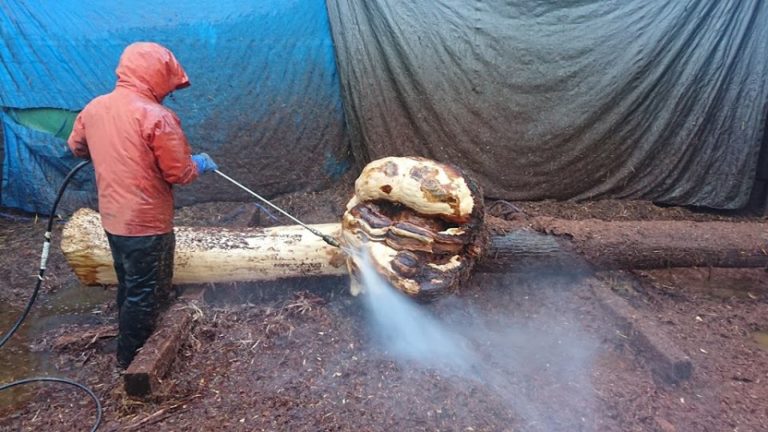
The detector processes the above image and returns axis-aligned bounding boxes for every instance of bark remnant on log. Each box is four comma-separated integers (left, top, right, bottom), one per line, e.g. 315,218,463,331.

529,216,768,270
475,228,587,273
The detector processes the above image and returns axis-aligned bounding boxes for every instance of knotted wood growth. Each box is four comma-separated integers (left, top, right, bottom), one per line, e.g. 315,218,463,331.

341,157,486,300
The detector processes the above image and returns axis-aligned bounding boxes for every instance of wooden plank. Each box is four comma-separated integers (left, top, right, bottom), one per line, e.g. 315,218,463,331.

123,288,205,397
590,278,693,384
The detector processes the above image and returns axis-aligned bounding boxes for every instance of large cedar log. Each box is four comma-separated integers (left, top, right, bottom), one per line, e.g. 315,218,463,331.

61,208,347,285
61,209,768,286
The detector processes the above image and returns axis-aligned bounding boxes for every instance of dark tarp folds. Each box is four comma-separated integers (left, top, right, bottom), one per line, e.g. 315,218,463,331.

0,0,349,213
327,0,768,208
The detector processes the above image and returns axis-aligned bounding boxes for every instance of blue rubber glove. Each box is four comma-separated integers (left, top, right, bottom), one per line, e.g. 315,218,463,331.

191,153,218,175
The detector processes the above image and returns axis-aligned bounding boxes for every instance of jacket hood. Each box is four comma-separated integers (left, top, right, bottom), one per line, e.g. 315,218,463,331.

115,42,190,102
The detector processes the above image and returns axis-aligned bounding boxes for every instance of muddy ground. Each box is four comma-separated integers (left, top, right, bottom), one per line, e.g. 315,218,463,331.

0,197,766,431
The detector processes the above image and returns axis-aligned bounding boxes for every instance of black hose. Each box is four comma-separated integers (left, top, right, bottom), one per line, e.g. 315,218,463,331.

0,159,102,431
0,159,91,348
0,377,102,432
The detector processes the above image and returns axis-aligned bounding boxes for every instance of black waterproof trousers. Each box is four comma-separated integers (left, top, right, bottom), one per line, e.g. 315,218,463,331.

106,231,175,368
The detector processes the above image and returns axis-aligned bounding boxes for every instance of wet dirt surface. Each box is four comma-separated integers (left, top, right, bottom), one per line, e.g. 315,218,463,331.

0,198,766,431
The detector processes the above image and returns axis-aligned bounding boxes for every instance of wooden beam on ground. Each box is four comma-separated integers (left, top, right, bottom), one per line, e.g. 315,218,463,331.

590,277,693,384
123,288,205,397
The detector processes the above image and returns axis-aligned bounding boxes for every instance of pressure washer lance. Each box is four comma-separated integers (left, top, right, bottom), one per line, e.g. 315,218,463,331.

213,170,341,248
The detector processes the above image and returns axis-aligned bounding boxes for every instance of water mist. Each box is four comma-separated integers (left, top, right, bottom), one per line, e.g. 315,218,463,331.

352,248,599,431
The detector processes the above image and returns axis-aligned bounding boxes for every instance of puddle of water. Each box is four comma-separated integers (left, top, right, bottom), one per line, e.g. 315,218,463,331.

752,332,768,352
32,283,113,330
0,282,113,409
0,311,39,408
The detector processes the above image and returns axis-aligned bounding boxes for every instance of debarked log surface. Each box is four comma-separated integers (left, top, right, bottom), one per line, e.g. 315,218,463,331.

61,208,348,286
62,208,768,287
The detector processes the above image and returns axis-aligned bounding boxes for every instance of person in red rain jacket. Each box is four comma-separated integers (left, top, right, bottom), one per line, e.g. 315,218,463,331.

68,42,218,368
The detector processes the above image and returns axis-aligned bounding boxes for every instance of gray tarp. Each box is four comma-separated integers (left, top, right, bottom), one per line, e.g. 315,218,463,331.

327,0,768,208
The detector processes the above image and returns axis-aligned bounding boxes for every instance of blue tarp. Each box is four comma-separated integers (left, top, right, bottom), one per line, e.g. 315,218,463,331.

1,114,97,213
0,0,350,213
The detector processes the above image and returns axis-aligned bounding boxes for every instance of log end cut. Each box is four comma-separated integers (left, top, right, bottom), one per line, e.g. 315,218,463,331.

61,208,118,285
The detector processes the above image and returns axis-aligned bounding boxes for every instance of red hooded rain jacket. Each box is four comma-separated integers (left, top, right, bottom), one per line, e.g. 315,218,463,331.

68,42,199,236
